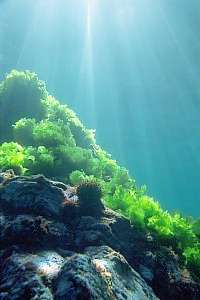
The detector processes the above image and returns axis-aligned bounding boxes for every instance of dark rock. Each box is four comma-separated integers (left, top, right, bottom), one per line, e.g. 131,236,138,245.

0,250,53,300
0,175,65,219
138,251,156,284
0,215,72,250
0,174,199,299
152,247,200,300
74,209,149,259
53,246,158,300
62,199,80,225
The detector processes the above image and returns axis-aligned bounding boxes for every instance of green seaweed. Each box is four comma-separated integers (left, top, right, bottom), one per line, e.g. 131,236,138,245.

0,70,47,141
184,245,200,279
0,142,26,174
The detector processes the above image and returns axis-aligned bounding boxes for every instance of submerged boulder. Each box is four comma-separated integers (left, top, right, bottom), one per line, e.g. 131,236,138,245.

0,175,65,219
0,247,53,300
53,246,158,300
0,174,199,299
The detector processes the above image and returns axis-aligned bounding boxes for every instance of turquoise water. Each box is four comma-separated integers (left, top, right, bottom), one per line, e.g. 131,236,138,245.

0,0,200,217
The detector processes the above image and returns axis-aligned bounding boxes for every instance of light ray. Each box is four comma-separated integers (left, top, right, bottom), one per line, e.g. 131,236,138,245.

75,0,97,126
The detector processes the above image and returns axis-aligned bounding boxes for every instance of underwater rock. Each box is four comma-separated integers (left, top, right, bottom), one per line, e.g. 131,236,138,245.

53,245,158,300
0,174,199,300
152,247,200,300
0,248,53,300
0,175,65,219
0,170,15,184
0,214,72,250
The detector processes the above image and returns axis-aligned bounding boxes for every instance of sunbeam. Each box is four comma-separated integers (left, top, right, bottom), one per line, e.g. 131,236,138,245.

75,0,98,126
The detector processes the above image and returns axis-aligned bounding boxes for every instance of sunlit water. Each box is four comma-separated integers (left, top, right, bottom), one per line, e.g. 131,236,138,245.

0,0,200,217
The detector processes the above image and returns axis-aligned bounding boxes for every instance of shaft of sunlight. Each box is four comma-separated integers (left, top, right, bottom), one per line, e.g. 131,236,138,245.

76,0,97,125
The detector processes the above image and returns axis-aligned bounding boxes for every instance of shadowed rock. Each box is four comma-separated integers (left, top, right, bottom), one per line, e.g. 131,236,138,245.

0,175,65,218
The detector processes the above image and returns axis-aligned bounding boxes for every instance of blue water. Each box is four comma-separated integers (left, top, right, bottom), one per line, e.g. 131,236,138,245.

0,0,200,217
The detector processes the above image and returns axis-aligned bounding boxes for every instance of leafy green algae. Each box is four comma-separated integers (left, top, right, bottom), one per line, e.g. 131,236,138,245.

0,70,199,280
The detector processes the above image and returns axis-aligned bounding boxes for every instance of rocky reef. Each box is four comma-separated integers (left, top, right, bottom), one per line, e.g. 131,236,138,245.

0,172,199,300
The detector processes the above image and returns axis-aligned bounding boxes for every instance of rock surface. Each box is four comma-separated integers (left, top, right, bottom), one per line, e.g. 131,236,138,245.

53,246,157,300
0,173,199,300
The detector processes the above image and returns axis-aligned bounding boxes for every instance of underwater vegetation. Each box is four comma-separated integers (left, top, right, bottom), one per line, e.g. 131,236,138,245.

0,69,199,280
76,180,104,216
